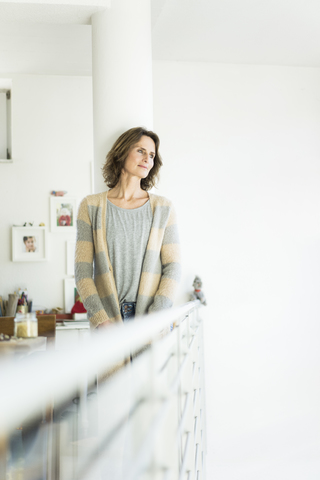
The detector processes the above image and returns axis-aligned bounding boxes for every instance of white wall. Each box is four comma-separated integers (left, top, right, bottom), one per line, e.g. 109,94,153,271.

153,62,320,479
0,74,93,309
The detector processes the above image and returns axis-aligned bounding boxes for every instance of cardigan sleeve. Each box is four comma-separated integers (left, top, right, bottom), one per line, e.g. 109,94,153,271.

148,203,181,312
75,197,110,328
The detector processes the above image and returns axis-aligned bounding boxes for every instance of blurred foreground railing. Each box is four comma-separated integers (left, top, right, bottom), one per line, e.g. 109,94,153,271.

0,300,206,480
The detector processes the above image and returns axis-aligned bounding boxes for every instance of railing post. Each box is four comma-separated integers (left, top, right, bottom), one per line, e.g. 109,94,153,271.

176,315,183,470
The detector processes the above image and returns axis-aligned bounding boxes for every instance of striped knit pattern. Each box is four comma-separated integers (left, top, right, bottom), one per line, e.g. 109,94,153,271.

75,191,181,328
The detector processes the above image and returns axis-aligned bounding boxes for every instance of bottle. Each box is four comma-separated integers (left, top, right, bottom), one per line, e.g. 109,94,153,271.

14,312,38,338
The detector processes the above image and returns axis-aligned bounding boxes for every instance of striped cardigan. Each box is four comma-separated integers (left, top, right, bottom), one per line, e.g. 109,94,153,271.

75,191,181,328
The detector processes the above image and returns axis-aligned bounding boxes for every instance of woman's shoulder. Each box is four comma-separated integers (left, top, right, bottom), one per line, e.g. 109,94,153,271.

149,193,173,208
80,191,108,207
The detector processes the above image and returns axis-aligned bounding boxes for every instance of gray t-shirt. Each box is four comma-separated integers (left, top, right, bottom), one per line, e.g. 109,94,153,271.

106,199,153,304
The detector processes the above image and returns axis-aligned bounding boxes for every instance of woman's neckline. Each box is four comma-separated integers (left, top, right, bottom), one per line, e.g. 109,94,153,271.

107,191,150,210
107,197,150,211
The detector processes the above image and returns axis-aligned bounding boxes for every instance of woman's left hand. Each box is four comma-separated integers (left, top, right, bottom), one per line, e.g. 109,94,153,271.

98,320,112,329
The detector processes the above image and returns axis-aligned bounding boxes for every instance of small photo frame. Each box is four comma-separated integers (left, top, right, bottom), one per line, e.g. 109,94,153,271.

12,226,48,262
66,240,76,276
50,196,77,233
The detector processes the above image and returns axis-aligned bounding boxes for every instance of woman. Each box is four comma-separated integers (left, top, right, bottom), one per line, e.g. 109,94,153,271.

75,127,181,330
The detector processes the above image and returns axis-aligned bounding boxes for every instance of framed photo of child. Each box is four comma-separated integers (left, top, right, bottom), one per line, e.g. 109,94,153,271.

12,226,48,262
50,196,77,233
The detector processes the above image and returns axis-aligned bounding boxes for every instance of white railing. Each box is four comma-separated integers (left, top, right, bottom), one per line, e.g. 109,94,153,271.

0,300,206,480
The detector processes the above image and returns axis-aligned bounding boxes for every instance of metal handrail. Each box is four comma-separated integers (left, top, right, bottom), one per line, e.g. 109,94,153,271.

0,299,206,480
0,300,200,437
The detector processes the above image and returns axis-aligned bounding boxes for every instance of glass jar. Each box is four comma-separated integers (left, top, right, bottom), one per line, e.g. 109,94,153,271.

14,312,38,338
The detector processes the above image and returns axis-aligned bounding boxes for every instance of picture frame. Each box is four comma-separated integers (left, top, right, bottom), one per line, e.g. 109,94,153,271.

66,240,76,276
12,226,48,262
64,278,77,313
50,196,77,233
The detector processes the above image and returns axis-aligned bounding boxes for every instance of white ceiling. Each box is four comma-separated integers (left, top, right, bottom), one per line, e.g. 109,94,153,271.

152,0,320,67
0,0,106,24
0,0,319,76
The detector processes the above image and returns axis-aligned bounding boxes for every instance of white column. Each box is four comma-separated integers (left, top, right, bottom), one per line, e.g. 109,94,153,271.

91,0,153,194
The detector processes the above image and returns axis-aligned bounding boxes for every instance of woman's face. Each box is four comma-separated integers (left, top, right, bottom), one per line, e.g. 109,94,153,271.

123,135,155,180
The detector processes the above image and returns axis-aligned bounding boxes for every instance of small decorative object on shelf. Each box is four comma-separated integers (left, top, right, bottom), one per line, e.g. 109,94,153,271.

16,288,32,313
190,275,207,306
51,190,68,196
0,333,10,342
71,295,87,315
14,312,38,338
52,307,64,315
13,222,38,227
5,293,19,316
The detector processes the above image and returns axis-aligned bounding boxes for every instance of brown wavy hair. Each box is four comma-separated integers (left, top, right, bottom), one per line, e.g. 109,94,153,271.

102,127,163,191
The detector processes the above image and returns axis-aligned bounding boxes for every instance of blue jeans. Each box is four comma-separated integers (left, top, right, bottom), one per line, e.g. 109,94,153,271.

120,302,136,322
